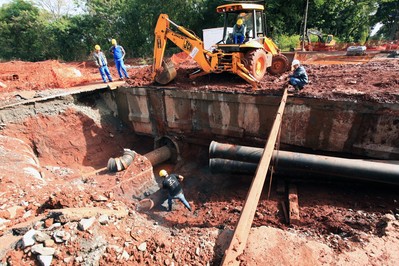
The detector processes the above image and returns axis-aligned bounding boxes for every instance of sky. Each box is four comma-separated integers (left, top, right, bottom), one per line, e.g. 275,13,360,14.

0,0,10,6
0,0,83,15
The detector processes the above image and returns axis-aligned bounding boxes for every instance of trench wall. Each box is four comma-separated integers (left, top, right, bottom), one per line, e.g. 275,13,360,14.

111,87,399,160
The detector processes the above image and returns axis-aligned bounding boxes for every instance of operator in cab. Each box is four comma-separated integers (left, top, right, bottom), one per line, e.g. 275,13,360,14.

232,19,246,44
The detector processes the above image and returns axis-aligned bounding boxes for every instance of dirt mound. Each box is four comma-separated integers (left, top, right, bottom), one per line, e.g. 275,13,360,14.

1,108,137,169
0,60,97,92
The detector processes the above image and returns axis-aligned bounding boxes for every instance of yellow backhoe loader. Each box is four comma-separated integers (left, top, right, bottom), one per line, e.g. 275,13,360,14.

152,3,290,89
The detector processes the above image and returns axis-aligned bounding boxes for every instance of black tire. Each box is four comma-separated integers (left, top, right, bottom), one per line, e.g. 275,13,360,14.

244,49,268,81
267,54,289,75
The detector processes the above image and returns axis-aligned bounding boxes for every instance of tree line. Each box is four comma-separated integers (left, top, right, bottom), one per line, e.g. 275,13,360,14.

0,0,397,62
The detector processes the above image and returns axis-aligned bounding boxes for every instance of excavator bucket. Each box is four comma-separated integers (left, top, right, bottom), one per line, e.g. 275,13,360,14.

154,59,177,85
282,52,296,66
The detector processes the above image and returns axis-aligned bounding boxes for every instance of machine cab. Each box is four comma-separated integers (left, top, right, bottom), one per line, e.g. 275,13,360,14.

216,3,266,46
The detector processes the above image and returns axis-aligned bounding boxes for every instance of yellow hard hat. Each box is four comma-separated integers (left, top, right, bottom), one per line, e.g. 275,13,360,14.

94,45,101,51
111,39,117,45
237,19,243,26
159,169,168,177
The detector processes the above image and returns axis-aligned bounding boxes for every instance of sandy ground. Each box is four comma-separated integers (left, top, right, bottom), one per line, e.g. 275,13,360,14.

0,52,398,265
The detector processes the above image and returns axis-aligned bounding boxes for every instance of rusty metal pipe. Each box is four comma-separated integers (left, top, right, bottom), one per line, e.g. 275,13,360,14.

144,145,172,166
209,141,399,185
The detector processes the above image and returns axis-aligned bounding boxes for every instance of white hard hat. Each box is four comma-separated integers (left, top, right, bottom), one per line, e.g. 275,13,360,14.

292,59,300,66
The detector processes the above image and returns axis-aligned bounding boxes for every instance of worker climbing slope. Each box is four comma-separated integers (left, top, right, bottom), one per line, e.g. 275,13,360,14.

160,169,192,212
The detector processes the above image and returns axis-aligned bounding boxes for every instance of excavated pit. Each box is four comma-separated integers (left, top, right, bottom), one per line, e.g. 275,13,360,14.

0,90,398,265
0,53,399,265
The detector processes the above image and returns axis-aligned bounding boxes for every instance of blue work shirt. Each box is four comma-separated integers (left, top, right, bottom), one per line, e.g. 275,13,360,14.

291,66,308,84
109,45,126,60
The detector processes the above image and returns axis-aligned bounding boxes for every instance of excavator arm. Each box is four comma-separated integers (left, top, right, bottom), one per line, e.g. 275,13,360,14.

152,14,218,84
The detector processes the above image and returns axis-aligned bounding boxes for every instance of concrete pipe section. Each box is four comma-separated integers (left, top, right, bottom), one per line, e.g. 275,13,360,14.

209,141,399,185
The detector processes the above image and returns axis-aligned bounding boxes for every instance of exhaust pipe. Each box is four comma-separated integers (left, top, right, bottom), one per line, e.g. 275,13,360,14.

209,141,399,185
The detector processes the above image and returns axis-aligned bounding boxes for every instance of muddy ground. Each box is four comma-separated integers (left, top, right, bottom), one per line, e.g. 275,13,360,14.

0,52,398,265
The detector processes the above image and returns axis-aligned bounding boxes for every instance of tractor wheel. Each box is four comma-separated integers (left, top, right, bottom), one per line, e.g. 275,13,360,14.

267,54,289,75
244,49,268,81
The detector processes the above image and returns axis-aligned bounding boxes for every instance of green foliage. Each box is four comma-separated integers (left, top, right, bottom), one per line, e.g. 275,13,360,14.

274,34,301,51
0,0,44,61
266,0,305,36
371,0,399,40
308,0,379,42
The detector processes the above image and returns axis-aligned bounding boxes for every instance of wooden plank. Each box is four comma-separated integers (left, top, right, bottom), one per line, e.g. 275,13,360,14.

288,184,300,225
280,200,289,224
221,88,289,266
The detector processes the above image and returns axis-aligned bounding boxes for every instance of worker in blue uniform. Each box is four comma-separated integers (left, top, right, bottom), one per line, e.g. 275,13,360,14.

109,39,129,80
232,19,246,44
288,59,308,91
93,45,113,83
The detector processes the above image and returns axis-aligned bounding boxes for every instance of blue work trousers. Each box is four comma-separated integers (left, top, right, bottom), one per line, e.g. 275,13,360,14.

115,59,129,79
289,77,307,88
234,35,244,44
168,192,191,211
99,66,112,83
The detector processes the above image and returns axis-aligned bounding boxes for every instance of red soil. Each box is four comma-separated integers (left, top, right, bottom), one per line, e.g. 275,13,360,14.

0,52,399,265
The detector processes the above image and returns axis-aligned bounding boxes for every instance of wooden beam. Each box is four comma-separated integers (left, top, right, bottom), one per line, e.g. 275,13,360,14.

288,184,300,225
221,88,289,266
280,201,289,224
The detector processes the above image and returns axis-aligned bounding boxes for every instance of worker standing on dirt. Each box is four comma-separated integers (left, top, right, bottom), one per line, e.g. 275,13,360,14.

288,59,308,91
109,39,129,80
93,45,113,83
232,19,246,44
159,169,192,212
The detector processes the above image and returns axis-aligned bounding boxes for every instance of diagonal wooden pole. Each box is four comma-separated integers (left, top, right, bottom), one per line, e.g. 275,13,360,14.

221,88,289,266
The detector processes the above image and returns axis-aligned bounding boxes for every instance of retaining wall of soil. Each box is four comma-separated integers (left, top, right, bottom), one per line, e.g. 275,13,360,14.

114,87,399,159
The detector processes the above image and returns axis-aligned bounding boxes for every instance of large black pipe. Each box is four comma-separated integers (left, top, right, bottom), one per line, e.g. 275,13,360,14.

209,141,399,185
